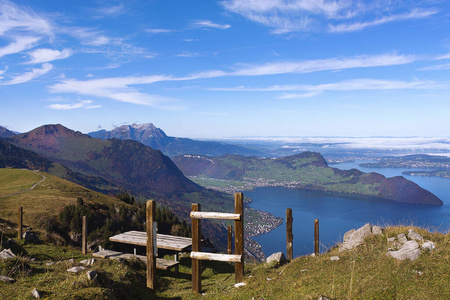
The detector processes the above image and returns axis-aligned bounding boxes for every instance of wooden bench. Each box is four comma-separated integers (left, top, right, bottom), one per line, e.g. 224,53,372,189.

93,250,179,271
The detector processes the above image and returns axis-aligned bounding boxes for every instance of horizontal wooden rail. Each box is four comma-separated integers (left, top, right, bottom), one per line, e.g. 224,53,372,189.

190,211,241,220
190,251,242,263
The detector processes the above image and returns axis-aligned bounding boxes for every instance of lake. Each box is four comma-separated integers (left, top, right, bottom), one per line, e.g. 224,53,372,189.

246,161,450,258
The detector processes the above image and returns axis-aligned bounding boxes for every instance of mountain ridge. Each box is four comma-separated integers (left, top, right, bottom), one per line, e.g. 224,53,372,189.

88,123,264,157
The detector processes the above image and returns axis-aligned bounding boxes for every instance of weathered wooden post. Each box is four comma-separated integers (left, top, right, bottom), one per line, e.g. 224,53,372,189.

146,200,156,290
286,208,293,261
18,207,23,240
192,203,201,293
82,216,87,255
227,225,232,254
234,193,244,283
314,219,319,255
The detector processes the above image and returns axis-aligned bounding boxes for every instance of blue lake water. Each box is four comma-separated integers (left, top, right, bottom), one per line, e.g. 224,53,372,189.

246,161,450,258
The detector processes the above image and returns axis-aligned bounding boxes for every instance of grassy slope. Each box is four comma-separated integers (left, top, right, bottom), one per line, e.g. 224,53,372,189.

0,168,123,226
1,226,448,299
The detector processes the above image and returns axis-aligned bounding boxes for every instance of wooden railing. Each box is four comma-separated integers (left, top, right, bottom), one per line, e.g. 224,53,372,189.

190,192,244,294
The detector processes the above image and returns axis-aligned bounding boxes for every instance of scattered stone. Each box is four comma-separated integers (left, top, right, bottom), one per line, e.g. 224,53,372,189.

266,252,286,265
67,266,85,273
0,248,16,259
31,288,42,298
372,226,383,235
310,253,316,257
0,275,15,283
408,229,423,241
318,297,329,300
330,256,340,261
387,237,396,243
46,262,55,266
68,258,75,263
86,270,98,281
412,270,424,276
235,282,246,288
266,277,272,281
23,231,41,244
300,269,308,272
80,258,95,266
386,240,420,261
422,241,436,252
397,233,407,244
339,223,372,251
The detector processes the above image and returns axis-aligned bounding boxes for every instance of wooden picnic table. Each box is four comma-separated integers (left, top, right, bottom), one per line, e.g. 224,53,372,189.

109,230,192,252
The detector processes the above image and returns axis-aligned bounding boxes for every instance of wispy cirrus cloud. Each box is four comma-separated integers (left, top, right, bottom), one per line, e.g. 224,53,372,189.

146,28,177,34
189,53,416,79
176,51,201,58
221,0,438,34
49,75,184,109
0,36,40,58
0,63,52,85
190,20,231,29
328,8,438,33
26,48,73,64
48,100,101,110
94,4,127,18
210,78,445,93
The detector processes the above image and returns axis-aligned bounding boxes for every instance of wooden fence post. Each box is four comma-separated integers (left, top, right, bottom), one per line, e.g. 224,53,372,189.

146,200,156,290
227,225,232,254
286,208,293,261
82,216,87,255
314,219,319,256
192,203,201,293
234,193,244,283
18,207,23,240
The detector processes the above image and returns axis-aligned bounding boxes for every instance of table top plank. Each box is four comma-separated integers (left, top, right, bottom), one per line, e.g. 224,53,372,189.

109,231,192,251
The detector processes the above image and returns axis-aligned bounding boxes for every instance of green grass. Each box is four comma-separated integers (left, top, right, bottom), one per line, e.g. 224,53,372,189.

0,168,124,226
1,225,448,299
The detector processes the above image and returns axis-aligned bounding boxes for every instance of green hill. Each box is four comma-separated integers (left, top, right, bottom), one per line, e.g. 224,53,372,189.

0,168,124,226
173,152,443,205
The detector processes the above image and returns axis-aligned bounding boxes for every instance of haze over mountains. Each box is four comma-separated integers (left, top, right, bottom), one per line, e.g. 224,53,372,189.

88,123,263,157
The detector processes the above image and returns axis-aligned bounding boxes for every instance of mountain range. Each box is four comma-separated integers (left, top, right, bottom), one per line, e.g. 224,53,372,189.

88,123,263,157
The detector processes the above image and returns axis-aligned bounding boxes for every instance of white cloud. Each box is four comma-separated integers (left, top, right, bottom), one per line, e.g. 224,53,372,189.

279,91,321,99
0,63,52,85
0,36,40,57
176,51,201,57
146,28,176,34
0,0,53,36
419,64,450,71
95,4,126,17
49,75,178,107
27,48,72,64
190,20,231,29
48,100,101,110
189,53,416,79
328,9,438,33
221,1,438,34
210,78,444,92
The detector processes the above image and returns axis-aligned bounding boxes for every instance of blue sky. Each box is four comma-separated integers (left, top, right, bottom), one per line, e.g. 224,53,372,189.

1,0,449,138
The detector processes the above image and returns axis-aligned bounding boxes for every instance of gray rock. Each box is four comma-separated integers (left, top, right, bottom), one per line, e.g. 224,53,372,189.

0,248,16,259
408,229,423,241
372,225,383,235
80,258,95,266
330,256,339,261
422,241,436,252
23,231,41,244
387,237,396,243
67,266,85,273
397,233,408,244
318,297,329,300
46,261,55,266
31,288,42,298
386,240,421,261
86,270,98,281
266,252,286,265
339,223,372,251
0,275,15,283
68,258,75,263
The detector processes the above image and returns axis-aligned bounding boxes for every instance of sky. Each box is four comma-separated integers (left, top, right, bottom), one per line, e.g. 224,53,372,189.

1,0,450,139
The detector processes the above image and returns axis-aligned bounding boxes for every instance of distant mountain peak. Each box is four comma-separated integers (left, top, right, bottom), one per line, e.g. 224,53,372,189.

0,126,16,138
